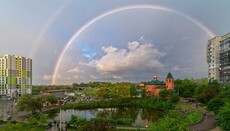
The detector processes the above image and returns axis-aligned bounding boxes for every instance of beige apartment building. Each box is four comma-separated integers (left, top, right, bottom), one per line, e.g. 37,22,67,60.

207,36,221,81
207,32,230,83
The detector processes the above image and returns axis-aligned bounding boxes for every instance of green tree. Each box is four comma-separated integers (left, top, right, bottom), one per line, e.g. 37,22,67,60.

159,89,169,99
96,87,111,99
175,79,197,97
45,95,57,104
27,113,48,126
68,115,86,129
207,97,224,114
130,84,138,97
169,93,180,103
17,94,43,114
217,102,230,131
141,89,146,98
195,81,220,103
219,85,230,99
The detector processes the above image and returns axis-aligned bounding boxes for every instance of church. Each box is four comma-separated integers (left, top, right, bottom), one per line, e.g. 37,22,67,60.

145,72,174,97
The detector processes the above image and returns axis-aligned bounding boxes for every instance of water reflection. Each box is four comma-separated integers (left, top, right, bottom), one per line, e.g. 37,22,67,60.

48,107,163,127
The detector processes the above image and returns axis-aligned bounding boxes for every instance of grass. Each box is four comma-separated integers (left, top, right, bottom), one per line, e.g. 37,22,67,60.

0,122,46,131
175,103,202,124
149,103,203,131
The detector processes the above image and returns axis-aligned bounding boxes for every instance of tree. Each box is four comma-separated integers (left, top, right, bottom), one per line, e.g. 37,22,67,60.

45,95,57,104
27,113,48,126
217,102,230,131
17,94,43,114
195,81,220,103
72,83,80,89
219,85,230,99
130,84,138,97
175,79,197,97
96,87,111,99
169,93,179,103
141,89,146,98
207,97,224,114
159,89,169,99
68,115,86,129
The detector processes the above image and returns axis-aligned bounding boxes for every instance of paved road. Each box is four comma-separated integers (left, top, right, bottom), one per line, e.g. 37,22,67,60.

185,102,220,131
0,99,15,121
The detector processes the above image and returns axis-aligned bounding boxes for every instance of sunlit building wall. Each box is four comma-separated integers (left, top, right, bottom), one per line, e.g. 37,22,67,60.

206,36,221,81
0,54,32,97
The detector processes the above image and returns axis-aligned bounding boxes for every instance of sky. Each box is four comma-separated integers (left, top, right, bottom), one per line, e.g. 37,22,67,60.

0,0,230,85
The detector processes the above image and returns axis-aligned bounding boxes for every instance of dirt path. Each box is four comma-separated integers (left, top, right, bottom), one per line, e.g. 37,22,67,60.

184,102,220,131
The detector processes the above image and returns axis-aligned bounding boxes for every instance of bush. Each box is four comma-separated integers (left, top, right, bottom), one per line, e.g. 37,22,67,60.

207,97,224,114
169,93,180,103
0,120,6,125
149,105,202,131
217,102,230,131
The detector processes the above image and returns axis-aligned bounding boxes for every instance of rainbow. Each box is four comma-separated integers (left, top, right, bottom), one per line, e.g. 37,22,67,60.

30,0,72,59
51,4,216,85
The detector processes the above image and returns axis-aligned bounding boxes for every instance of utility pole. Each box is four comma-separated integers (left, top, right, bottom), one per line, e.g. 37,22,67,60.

59,108,62,131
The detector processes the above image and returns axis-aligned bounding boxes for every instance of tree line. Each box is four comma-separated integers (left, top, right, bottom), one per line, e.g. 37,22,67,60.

175,78,230,131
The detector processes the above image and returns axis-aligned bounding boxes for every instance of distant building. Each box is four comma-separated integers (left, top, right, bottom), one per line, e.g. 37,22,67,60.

42,90,71,97
145,72,174,97
206,32,230,83
0,54,32,97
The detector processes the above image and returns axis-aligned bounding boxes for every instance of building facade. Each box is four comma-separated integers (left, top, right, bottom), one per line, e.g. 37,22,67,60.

0,54,32,97
145,72,174,97
207,32,230,83
219,33,230,83
206,36,221,81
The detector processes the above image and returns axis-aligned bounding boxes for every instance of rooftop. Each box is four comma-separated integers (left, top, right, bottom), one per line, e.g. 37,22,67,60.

166,72,174,79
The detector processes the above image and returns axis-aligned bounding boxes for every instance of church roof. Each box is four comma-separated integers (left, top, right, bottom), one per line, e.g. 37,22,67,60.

166,72,173,79
146,80,165,85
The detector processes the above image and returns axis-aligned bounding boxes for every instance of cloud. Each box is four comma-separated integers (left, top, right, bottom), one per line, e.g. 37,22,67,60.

42,74,71,82
42,74,52,81
67,67,82,73
88,41,165,73
67,40,165,82
172,66,181,71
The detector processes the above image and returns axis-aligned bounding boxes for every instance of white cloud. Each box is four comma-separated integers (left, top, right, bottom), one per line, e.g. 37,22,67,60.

89,41,165,73
67,41,165,82
139,36,144,41
42,74,52,81
112,75,122,79
42,74,71,81
172,66,181,71
68,67,82,73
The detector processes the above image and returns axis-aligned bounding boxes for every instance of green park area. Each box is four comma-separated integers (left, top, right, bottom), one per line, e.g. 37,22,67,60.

0,79,229,131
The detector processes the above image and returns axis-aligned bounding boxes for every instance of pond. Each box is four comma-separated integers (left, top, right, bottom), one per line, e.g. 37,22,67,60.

48,107,163,127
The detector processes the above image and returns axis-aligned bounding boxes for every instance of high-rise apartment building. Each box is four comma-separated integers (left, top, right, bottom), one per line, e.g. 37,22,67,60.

207,32,230,84
206,36,221,81
219,33,230,83
0,54,32,97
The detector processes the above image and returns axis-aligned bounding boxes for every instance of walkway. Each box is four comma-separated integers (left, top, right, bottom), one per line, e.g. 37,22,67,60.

116,126,148,130
182,102,220,131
